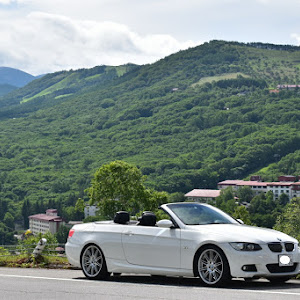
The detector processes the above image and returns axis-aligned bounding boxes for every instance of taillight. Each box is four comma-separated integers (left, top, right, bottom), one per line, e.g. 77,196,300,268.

68,229,75,239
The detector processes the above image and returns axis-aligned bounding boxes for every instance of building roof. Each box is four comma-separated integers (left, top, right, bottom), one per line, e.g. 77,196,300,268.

267,182,294,186
29,214,63,222
218,179,300,187
185,189,221,198
218,180,245,185
236,181,267,186
218,180,267,186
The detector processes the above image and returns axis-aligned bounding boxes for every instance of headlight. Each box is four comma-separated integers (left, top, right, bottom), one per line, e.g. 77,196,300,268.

230,242,262,251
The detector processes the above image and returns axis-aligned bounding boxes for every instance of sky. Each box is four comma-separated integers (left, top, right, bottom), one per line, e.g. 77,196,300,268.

1,0,300,75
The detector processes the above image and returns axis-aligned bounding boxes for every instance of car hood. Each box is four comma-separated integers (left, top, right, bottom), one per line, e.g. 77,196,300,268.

187,224,298,244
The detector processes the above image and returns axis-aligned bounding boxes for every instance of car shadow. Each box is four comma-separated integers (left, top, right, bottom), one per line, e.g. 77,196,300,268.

75,274,300,291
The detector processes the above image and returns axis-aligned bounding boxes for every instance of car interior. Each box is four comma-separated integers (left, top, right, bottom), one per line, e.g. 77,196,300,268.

113,211,157,226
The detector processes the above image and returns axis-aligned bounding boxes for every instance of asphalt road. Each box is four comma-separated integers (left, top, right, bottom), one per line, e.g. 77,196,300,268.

0,267,300,300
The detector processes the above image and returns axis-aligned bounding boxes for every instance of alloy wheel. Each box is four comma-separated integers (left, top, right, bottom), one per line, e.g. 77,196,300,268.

198,248,224,285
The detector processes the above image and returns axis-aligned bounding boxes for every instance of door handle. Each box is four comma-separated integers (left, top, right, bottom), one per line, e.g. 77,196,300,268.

124,231,134,236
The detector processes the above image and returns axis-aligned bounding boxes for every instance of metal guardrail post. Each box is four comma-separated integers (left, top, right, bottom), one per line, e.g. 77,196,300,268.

33,238,47,258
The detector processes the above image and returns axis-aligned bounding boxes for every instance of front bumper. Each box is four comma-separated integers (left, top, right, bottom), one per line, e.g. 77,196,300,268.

222,243,300,278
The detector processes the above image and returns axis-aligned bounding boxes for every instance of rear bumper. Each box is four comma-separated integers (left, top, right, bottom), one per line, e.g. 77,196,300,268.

65,240,81,268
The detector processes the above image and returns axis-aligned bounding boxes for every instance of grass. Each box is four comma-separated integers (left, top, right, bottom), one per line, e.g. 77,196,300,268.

0,254,71,269
191,73,250,87
54,94,73,99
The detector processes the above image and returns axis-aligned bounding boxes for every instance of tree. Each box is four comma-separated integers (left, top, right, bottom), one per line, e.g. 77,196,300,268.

274,197,300,241
22,199,31,229
87,161,152,218
55,225,70,244
75,198,85,213
232,206,251,225
278,193,289,207
3,212,14,231
215,187,237,214
236,186,254,203
249,191,278,228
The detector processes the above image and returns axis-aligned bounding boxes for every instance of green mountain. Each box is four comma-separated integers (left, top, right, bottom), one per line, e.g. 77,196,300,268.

0,40,300,225
0,84,17,97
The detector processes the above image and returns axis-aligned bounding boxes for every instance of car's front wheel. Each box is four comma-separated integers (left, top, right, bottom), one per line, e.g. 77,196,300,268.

81,244,109,280
196,245,230,287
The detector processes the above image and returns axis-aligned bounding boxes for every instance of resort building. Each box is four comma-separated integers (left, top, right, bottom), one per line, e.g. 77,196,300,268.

29,209,64,235
185,189,221,203
217,176,300,201
84,205,99,218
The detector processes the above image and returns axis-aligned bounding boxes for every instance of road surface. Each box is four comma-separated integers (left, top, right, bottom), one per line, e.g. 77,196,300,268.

0,267,300,300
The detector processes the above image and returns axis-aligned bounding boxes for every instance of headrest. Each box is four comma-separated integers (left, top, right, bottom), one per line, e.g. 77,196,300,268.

114,211,130,224
138,212,156,226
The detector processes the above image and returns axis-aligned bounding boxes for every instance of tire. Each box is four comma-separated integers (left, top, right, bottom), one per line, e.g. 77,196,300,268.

267,276,292,284
81,244,109,280
196,245,231,287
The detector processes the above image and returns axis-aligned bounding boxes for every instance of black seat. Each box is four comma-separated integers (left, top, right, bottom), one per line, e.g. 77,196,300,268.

137,211,156,226
114,211,130,224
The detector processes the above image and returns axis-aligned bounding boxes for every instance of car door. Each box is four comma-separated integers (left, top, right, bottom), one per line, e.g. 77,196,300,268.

121,226,181,268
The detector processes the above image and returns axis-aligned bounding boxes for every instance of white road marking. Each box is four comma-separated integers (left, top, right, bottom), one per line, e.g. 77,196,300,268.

0,274,299,297
0,273,88,283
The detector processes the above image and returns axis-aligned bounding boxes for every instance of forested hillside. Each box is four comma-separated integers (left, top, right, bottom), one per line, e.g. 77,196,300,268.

0,40,299,237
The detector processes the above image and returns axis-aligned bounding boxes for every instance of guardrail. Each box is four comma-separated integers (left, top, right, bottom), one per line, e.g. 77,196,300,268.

0,242,66,258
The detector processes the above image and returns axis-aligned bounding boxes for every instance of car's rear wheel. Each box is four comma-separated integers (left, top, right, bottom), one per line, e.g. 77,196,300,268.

196,245,230,287
81,244,109,280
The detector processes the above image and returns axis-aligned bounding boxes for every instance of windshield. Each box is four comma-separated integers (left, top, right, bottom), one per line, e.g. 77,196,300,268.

167,203,238,225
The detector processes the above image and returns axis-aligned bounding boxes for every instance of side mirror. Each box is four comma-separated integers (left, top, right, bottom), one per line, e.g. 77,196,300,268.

237,219,244,224
157,219,174,228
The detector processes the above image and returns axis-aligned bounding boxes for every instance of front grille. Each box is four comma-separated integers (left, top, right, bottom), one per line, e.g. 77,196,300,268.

268,243,282,252
285,243,295,252
266,263,297,274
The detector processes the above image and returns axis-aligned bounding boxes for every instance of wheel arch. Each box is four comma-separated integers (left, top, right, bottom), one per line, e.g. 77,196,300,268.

80,242,104,264
192,243,231,277
80,242,109,280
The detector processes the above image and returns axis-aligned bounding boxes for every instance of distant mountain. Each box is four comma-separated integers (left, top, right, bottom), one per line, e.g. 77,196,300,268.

0,67,36,87
0,83,17,96
0,67,38,98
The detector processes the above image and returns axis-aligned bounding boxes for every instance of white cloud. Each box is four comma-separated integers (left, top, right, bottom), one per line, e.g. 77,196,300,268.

0,12,200,75
0,0,13,4
291,33,300,45
1,0,300,74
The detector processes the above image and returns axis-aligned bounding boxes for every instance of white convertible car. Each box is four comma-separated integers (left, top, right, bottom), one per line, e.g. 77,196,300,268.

66,202,300,286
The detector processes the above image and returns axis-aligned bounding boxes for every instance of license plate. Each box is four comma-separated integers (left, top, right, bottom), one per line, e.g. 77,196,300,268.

278,254,293,267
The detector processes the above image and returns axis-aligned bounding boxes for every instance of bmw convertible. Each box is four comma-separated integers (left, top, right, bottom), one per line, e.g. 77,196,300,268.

66,202,300,286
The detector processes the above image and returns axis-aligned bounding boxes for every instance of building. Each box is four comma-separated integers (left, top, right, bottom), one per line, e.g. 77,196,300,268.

185,189,221,203
84,205,99,219
217,180,268,196
277,84,300,89
29,209,64,235
278,175,296,182
217,176,300,201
